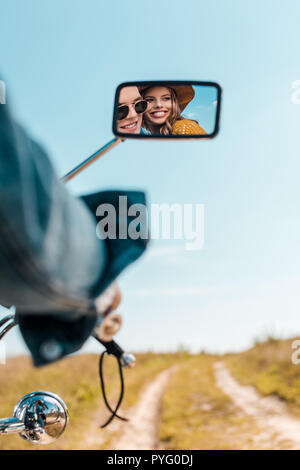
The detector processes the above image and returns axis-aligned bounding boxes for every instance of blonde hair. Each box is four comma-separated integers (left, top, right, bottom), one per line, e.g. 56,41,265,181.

141,87,183,135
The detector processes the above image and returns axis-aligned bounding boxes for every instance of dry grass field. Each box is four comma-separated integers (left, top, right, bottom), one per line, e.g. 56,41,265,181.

1,337,300,450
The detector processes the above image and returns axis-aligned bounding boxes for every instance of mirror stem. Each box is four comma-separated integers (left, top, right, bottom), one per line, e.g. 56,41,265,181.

62,137,124,183
0,417,25,434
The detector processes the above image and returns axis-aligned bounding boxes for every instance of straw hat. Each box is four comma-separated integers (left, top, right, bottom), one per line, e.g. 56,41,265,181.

139,84,195,112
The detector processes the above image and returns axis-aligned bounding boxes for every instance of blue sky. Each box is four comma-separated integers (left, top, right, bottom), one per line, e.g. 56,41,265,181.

183,85,218,134
1,0,300,357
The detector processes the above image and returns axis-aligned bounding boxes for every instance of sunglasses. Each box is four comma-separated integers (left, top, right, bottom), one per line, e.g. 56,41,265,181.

117,100,148,120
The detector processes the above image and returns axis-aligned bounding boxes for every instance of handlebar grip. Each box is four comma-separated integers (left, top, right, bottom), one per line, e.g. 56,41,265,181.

93,337,136,368
93,337,124,358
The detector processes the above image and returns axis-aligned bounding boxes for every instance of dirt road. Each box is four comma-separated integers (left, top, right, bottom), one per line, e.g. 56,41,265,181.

113,366,177,450
82,360,300,450
214,361,300,449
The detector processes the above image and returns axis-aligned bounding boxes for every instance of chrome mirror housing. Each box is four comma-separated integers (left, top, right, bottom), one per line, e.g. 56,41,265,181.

14,391,69,444
0,391,68,445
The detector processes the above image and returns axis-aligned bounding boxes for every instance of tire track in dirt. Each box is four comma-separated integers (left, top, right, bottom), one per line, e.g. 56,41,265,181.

214,361,300,449
80,365,176,450
112,366,177,450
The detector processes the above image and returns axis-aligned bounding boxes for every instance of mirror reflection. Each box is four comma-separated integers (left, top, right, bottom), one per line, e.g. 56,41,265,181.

115,83,219,137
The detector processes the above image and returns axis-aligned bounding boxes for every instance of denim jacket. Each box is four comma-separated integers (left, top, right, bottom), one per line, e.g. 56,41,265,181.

0,90,148,366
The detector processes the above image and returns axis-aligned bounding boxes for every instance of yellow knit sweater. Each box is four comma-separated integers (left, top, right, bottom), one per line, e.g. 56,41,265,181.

172,119,206,135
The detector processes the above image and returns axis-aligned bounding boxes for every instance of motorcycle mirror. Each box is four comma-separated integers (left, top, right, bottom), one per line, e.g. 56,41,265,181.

14,391,68,444
63,81,221,182
112,81,221,139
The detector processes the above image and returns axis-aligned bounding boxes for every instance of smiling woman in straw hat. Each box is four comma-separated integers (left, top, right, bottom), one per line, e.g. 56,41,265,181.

139,84,207,136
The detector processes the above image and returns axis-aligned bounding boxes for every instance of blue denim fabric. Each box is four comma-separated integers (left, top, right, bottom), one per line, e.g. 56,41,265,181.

0,101,106,313
0,92,148,366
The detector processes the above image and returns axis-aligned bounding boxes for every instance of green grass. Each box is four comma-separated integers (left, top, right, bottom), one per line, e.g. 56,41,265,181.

225,336,300,417
2,336,300,450
99,351,189,449
159,337,300,449
158,354,265,450
0,352,181,450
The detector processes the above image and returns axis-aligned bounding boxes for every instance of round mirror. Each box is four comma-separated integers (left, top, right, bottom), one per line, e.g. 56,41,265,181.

13,391,68,444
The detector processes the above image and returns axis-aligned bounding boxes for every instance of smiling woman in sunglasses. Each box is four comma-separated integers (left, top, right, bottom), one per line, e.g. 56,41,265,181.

117,86,148,135
139,85,207,136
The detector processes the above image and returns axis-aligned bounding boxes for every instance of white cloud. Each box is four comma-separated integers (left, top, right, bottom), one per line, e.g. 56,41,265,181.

146,245,182,257
143,244,198,265
133,286,218,297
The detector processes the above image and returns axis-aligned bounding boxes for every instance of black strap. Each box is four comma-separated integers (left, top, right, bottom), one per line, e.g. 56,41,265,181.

98,350,128,428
